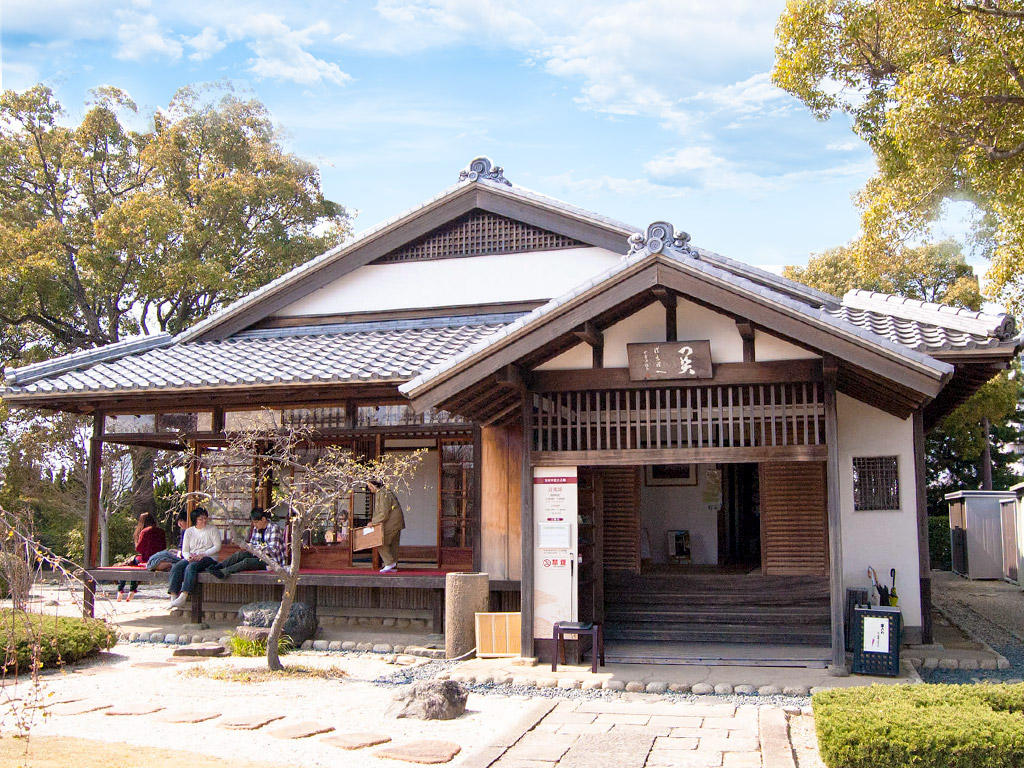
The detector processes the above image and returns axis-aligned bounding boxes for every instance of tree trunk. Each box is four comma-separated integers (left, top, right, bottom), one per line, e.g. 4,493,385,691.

266,533,303,671
130,447,157,519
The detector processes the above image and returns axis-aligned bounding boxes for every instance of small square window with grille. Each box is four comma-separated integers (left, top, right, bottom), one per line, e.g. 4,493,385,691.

852,456,900,511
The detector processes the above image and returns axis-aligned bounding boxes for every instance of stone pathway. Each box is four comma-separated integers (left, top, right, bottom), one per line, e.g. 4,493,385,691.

484,698,789,768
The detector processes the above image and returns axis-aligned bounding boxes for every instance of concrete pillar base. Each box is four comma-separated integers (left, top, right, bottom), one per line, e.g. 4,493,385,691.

444,572,489,659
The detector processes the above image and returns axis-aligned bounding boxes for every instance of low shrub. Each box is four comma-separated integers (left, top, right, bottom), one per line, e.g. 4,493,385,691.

814,683,1024,768
1,610,117,673
227,633,294,658
929,515,952,570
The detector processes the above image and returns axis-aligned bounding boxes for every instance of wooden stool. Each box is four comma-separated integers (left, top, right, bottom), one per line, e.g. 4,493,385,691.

551,621,605,674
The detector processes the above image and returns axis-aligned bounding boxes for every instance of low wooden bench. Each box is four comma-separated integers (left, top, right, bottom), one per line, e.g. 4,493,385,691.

86,566,519,632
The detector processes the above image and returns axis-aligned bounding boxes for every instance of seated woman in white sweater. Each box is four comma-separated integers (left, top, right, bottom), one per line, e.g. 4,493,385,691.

167,508,221,610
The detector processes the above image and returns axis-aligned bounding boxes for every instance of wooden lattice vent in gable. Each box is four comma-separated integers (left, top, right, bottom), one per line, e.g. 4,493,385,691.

759,462,829,576
600,467,642,574
372,210,586,263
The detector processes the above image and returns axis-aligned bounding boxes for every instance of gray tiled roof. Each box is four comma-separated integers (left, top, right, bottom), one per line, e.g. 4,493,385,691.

826,306,1015,353
4,321,508,397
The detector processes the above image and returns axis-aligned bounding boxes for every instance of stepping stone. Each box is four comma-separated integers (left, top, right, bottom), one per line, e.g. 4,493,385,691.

105,704,166,716
322,733,393,750
72,666,117,676
269,720,336,739
173,642,228,658
165,656,209,663
375,740,462,764
131,661,176,669
159,711,221,723
218,714,285,730
52,702,112,716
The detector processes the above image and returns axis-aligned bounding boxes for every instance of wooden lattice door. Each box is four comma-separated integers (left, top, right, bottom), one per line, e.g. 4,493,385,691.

759,462,828,575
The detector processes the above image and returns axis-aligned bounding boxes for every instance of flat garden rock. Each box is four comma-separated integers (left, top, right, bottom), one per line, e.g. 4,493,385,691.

375,740,462,764
269,720,336,739
52,702,112,716
131,661,175,669
218,713,285,730
173,642,228,657
105,704,165,716
159,711,221,723
322,733,393,750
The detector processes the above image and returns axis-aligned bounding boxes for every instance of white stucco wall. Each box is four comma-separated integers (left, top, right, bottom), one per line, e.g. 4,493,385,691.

754,330,820,361
837,393,922,628
275,247,623,316
384,441,439,547
676,299,744,363
535,342,594,371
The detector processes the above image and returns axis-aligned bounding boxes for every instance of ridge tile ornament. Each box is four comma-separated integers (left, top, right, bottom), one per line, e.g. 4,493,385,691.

459,157,512,186
628,221,697,257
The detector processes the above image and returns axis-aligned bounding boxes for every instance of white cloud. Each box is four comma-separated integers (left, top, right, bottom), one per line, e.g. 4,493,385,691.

187,27,226,62
115,14,183,62
242,15,352,86
694,72,790,115
826,140,859,152
645,147,873,194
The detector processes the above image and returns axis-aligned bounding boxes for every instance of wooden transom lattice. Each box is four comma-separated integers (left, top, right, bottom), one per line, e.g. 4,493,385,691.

372,210,586,263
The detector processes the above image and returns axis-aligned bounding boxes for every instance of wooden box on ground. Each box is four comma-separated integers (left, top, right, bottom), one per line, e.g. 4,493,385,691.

475,612,521,657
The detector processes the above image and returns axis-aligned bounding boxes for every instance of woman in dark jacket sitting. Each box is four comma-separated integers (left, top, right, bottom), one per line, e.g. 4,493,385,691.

116,512,167,601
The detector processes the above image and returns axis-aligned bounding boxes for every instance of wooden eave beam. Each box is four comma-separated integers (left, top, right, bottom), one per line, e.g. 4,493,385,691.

528,360,823,391
496,364,526,391
736,321,755,363
572,321,604,368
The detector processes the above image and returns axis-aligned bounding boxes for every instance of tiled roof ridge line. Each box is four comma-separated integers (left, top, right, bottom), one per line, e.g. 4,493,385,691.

843,289,1015,338
4,333,173,387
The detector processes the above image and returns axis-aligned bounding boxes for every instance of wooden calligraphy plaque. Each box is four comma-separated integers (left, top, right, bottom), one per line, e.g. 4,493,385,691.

626,341,713,380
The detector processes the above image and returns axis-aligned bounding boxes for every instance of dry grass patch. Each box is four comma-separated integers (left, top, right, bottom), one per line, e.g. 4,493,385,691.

0,735,288,768
181,662,349,683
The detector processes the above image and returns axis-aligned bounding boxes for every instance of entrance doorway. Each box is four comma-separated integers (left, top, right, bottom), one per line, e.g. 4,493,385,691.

578,462,831,661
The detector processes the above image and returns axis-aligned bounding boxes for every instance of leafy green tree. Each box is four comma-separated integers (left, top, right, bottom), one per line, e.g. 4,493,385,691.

785,241,1021,511
774,0,1024,313
0,83,349,561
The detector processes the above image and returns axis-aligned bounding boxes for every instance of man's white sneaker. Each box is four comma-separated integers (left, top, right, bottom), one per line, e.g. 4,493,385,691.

379,563,397,573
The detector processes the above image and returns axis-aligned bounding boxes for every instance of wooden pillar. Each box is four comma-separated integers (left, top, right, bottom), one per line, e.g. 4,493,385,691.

823,357,845,668
82,413,104,619
981,416,993,490
914,411,933,644
520,395,535,658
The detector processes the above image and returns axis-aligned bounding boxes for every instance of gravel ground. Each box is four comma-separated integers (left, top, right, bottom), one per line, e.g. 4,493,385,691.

924,571,1024,685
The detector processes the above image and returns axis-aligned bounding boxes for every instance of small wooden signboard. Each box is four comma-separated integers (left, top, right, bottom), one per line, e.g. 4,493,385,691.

353,524,384,551
626,341,712,380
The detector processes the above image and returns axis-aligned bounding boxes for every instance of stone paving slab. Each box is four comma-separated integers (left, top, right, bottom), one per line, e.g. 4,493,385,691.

758,707,795,768
374,739,462,764
51,701,111,716
218,713,285,730
559,730,655,768
322,732,393,750
269,720,336,739
575,701,737,718
502,731,578,762
104,704,165,716
158,710,221,723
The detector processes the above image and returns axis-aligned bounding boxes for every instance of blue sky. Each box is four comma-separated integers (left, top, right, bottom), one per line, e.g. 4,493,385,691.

2,0,881,271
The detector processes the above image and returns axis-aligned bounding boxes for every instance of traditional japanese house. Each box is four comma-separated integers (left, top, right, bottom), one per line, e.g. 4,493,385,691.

3,158,1019,668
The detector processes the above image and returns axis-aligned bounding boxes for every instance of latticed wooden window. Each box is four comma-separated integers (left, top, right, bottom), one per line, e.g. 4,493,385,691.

852,456,900,511
373,210,585,263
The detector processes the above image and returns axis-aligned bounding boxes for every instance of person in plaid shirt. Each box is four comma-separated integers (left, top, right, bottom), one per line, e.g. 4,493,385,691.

208,507,285,579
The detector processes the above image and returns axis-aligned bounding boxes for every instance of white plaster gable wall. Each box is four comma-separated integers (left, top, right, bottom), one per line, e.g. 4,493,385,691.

836,393,922,628
603,303,671,367
753,330,820,361
676,299,744,363
535,342,593,371
274,247,623,316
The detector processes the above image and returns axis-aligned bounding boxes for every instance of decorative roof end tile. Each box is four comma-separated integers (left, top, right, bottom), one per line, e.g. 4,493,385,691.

628,221,697,258
459,157,512,187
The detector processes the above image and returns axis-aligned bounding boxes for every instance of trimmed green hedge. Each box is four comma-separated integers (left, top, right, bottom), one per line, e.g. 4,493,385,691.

929,516,952,570
1,610,117,673
814,684,1024,768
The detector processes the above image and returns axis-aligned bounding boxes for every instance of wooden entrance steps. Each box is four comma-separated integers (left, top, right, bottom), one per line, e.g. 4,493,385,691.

603,572,831,646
